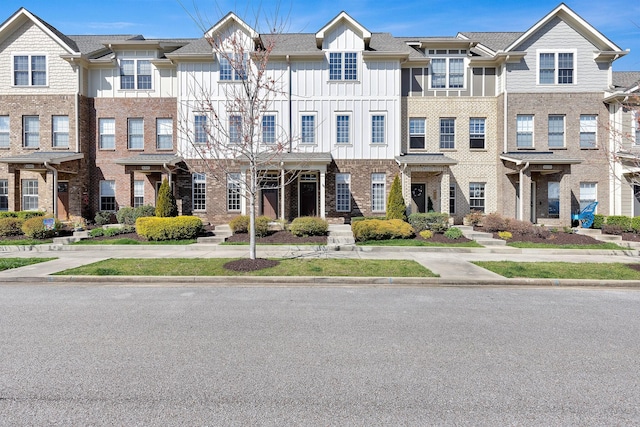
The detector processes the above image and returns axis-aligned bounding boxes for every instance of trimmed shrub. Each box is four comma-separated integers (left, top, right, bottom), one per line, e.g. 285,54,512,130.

352,219,414,242
229,215,270,237
0,211,45,220
21,216,60,239
464,210,484,226
289,217,329,237
408,212,449,233
506,219,536,235
591,214,605,229
419,230,433,240
0,217,24,237
498,231,513,240
632,217,640,234
95,211,114,226
89,228,104,237
602,224,625,235
606,215,632,231
351,216,386,223
386,175,407,221
116,205,156,225
136,216,203,241
444,227,463,240
155,179,178,217
483,212,509,232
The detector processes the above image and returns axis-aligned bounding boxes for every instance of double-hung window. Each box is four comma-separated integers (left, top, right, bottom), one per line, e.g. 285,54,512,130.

371,115,385,144
371,173,386,213
194,115,207,144
336,114,350,145
516,115,533,148
336,173,351,212
128,118,144,150
548,115,565,148
409,118,425,149
431,58,464,89
329,52,357,81
156,118,173,150
219,54,247,81
14,55,46,86
0,116,9,148
539,51,574,85
229,115,242,144
580,182,597,212
580,115,597,148
99,118,115,149
193,173,207,211
52,116,69,148
469,183,485,213
133,180,144,208
262,115,275,144
449,184,456,215
226,173,241,212
0,179,7,211
301,114,315,144
22,179,38,211
99,180,116,211
120,59,151,90
440,118,455,149
23,116,39,148
469,118,485,149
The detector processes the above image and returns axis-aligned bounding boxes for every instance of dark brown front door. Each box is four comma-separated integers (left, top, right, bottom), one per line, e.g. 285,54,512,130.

411,183,426,213
57,181,69,220
300,182,317,217
262,189,279,219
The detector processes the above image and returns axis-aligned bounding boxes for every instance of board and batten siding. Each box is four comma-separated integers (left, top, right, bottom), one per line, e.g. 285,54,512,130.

506,17,610,93
323,23,365,51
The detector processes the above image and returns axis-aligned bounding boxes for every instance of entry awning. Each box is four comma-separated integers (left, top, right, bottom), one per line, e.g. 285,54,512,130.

235,152,333,167
395,153,457,166
500,152,582,165
115,153,183,166
0,151,84,165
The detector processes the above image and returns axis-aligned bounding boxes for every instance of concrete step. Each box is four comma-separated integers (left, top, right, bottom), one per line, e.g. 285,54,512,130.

327,236,356,245
465,231,494,239
328,231,355,237
196,236,228,244
474,238,507,246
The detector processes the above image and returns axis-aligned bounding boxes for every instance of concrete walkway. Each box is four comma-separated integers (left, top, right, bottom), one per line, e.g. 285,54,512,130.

0,242,639,287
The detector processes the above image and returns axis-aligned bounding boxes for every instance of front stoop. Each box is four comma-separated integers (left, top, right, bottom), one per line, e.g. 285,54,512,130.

196,224,233,244
327,224,355,250
575,227,640,248
457,225,507,246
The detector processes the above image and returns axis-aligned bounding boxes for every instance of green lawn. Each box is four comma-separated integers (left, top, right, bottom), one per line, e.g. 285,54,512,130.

357,239,481,247
506,241,625,250
72,238,196,245
0,258,56,271
0,239,53,245
55,258,437,277
473,261,640,280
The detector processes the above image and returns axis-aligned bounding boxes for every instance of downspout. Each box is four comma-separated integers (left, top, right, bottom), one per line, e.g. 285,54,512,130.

163,163,172,186
75,61,80,154
287,55,292,152
44,162,58,219
503,56,509,154
518,161,530,221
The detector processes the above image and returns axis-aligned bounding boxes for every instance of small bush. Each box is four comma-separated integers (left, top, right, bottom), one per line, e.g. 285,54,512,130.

498,231,512,240
386,175,407,221
464,210,484,226
21,216,60,239
351,216,386,223
95,211,114,226
483,212,509,232
89,228,104,237
289,217,329,237
444,227,463,240
136,216,203,241
408,212,449,233
229,215,270,237
155,179,178,217
602,224,625,235
116,205,156,225
606,215,632,231
0,211,46,221
592,214,605,229
352,219,414,242
632,217,640,234
0,217,24,237
507,219,535,235
419,230,433,240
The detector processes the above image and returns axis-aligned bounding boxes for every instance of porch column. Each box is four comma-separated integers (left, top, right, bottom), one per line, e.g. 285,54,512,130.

441,168,450,216
319,167,326,218
280,167,285,221
560,171,571,226
401,167,411,214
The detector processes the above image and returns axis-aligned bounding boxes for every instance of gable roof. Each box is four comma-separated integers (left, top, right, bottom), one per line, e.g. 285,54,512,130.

612,72,640,91
457,32,523,53
315,11,371,49
204,11,259,40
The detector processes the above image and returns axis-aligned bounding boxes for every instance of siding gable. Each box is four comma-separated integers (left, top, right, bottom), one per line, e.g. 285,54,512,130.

323,22,365,51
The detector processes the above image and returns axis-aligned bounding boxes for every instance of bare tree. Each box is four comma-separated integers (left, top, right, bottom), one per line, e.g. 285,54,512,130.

179,11,300,260
605,91,640,191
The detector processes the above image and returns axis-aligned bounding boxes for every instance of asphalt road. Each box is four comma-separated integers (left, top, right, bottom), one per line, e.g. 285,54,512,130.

1,283,639,426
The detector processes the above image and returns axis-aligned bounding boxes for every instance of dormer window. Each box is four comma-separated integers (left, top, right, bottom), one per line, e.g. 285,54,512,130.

329,52,357,81
120,59,151,90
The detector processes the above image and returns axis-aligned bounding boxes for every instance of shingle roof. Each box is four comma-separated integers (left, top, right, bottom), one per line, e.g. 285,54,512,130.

68,35,142,57
500,152,581,164
0,152,84,164
115,153,182,166
458,32,523,52
28,9,79,52
612,71,640,90
395,154,457,166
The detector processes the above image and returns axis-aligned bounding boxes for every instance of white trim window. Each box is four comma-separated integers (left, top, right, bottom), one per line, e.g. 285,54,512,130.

23,116,40,148
99,118,115,150
579,115,597,148
336,173,351,212
329,52,358,81
469,118,485,149
193,173,207,211
440,118,455,149
301,114,316,144
449,184,456,215
133,180,144,208
128,118,144,150
262,114,276,144
120,59,151,90
371,173,386,213
371,114,385,144
194,115,207,144
229,115,242,144
52,115,69,148
580,182,597,212
409,118,426,150
430,58,464,89
516,115,534,148
548,115,565,148
469,182,485,213
226,173,241,212
538,51,574,85
156,118,173,150
336,114,351,145
219,53,247,81
0,179,7,211
0,116,9,148
99,180,116,211
22,179,38,211
548,181,560,218
13,54,46,86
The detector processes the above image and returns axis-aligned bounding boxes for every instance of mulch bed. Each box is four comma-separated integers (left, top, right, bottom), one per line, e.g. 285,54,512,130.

223,258,280,272
474,227,607,245
225,230,327,245
414,233,473,244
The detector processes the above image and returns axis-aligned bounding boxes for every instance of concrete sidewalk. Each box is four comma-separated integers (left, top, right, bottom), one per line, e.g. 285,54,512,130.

0,243,639,287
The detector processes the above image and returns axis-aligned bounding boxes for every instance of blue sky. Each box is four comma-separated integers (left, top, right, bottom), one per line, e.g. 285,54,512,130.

2,0,639,71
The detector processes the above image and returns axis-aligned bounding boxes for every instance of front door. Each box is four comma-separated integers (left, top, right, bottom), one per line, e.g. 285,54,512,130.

411,183,426,213
57,181,69,220
262,188,279,219
300,182,317,217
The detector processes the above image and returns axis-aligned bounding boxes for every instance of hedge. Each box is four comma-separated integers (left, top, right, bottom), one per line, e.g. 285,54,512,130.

351,219,414,242
408,212,449,233
116,205,156,225
135,216,203,241
605,215,632,231
21,216,61,239
289,217,328,237
0,211,45,220
229,215,270,237
0,217,24,237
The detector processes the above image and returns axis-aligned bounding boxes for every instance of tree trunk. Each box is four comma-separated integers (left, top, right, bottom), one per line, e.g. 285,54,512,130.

249,165,257,260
